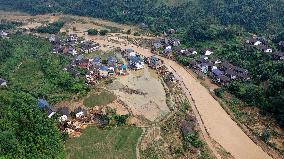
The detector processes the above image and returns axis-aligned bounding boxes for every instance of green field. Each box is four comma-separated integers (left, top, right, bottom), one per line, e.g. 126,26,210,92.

65,126,142,159
83,90,116,107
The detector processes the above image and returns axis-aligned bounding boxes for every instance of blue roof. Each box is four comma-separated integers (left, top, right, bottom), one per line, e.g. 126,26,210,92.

212,69,223,77
107,56,117,62
38,99,49,108
94,57,101,62
120,64,127,69
100,65,109,71
129,56,143,63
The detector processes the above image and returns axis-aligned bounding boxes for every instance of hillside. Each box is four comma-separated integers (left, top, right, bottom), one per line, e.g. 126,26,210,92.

0,0,284,35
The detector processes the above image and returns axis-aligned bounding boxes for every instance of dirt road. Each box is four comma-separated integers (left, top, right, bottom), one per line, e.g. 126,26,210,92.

93,37,271,159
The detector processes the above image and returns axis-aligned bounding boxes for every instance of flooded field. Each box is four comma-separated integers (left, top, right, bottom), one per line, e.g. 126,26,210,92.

108,67,169,122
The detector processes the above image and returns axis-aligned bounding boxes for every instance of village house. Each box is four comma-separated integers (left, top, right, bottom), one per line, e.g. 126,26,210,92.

99,65,110,78
64,65,80,77
147,56,163,69
37,98,56,118
272,52,284,60
91,114,109,128
74,55,83,64
163,72,178,84
122,48,134,58
196,55,209,64
128,55,144,70
118,64,127,75
169,38,180,46
246,37,263,46
139,22,148,29
224,69,237,80
91,57,102,68
237,72,251,81
210,58,222,65
48,34,60,44
218,75,231,85
176,48,197,57
86,70,99,83
73,106,87,119
66,34,79,43
278,41,284,51
68,46,78,55
188,48,198,55
0,30,8,38
153,40,162,50
52,44,64,54
80,41,100,53
188,60,197,69
38,98,49,108
201,48,214,56
234,67,248,75
219,61,235,71
211,68,223,78
108,66,116,76
77,58,91,69
257,45,273,53
196,62,213,74
99,65,108,78
107,56,118,67
0,78,7,87
46,107,57,118
58,107,71,122
164,28,176,36
176,48,187,56
161,45,174,59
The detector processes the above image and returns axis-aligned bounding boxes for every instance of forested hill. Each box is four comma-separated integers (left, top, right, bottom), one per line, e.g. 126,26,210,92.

1,0,284,35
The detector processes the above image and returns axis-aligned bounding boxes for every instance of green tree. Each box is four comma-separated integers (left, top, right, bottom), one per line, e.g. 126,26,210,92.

87,28,98,35
99,30,108,36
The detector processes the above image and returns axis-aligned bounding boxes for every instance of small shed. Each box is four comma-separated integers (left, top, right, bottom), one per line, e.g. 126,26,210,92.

37,98,49,109
0,78,7,87
74,106,87,118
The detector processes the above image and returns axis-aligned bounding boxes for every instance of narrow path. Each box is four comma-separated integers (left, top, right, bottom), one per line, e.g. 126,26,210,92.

136,128,146,159
93,38,272,159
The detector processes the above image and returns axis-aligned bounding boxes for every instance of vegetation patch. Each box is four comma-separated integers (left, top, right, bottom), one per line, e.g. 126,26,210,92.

83,91,116,107
36,21,65,34
65,126,142,159
87,28,98,35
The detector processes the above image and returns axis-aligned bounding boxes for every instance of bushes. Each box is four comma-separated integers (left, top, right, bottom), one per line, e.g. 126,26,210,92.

36,21,65,34
184,133,203,149
180,100,190,113
87,28,98,35
214,88,225,98
227,82,265,106
0,21,22,30
99,29,108,36
260,129,271,143
133,32,140,36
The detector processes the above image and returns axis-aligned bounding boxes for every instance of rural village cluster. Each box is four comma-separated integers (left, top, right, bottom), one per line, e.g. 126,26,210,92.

1,27,284,137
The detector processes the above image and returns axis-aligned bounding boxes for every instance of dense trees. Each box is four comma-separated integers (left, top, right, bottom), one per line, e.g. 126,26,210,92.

0,21,22,30
0,91,64,159
0,34,89,158
1,0,284,35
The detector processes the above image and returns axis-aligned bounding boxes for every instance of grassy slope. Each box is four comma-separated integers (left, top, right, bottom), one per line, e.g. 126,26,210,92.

65,126,142,159
83,90,116,107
